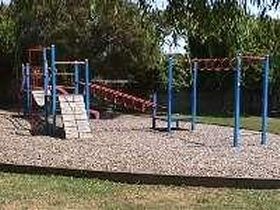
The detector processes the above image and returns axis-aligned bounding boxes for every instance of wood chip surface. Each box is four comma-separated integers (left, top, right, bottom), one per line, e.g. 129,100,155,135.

0,110,279,179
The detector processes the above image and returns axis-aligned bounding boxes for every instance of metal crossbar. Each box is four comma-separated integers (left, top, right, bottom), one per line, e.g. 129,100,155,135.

55,61,86,65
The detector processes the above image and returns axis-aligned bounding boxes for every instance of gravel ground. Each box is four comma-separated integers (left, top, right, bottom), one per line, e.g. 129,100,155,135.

0,110,279,179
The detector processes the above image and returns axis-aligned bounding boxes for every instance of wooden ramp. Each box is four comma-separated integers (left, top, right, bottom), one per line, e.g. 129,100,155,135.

59,94,92,139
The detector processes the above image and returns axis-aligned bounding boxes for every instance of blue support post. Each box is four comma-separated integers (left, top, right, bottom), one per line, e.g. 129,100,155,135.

43,48,49,97
191,61,198,131
21,64,26,91
26,63,31,115
85,59,90,117
51,44,57,135
152,91,157,129
74,61,79,95
167,55,173,132
261,55,270,145
43,48,49,134
234,54,242,147
22,64,27,116
91,60,94,111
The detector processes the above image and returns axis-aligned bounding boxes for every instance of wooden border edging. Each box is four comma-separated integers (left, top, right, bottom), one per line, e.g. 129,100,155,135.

0,163,279,189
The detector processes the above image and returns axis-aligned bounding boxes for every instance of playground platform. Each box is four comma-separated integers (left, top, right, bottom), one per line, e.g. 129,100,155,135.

0,110,279,182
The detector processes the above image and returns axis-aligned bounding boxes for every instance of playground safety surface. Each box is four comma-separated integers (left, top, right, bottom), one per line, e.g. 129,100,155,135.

0,110,279,181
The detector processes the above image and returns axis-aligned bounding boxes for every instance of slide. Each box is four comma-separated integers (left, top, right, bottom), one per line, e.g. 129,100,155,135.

32,90,45,107
91,84,154,112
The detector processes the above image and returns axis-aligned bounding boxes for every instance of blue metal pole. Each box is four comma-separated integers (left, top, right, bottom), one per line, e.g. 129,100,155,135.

191,61,198,131
167,55,173,132
91,60,94,111
21,64,26,91
74,61,79,95
234,54,242,147
85,59,90,117
43,48,49,134
22,64,27,116
26,63,31,115
152,91,157,129
261,55,270,145
51,44,57,135
43,48,49,96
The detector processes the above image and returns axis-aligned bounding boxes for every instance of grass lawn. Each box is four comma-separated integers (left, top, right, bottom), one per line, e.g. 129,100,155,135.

198,116,280,135
0,172,279,210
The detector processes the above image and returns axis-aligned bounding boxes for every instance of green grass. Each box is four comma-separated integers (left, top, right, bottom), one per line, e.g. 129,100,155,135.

198,116,280,135
0,172,279,210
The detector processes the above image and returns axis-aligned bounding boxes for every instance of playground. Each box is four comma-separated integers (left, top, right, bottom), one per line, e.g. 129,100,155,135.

0,43,273,181
1,1,280,208
0,35,278,186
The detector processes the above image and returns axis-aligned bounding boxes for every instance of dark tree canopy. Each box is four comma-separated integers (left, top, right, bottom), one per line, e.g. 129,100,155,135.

0,0,279,93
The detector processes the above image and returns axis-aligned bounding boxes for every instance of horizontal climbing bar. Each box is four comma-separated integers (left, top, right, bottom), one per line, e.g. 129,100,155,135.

242,55,266,61
190,56,266,64
198,67,232,72
55,61,86,65
190,58,234,72
93,79,137,84
188,55,266,72
56,72,75,76
27,47,51,52
191,58,234,62
57,85,75,90
27,48,44,52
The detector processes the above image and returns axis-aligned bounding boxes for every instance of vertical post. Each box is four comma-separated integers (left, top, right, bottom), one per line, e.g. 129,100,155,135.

85,59,90,117
191,61,198,131
43,48,49,134
234,54,242,147
152,91,157,129
74,61,79,94
91,60,94,111
51,44,57,135
26,63,31,115
22,64,27,116
21,64,26,91
261,55,270,145
167,55,173,132
43,48,49,96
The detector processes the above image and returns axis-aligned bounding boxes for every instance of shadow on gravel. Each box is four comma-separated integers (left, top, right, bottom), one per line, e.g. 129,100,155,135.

153,127,190,132
0,163,279,189
9,113,65,139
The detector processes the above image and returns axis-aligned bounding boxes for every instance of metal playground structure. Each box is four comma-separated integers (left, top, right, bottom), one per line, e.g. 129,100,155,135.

152,54,270,148
21,45,93,139
20,44,271,147
20,45,154,139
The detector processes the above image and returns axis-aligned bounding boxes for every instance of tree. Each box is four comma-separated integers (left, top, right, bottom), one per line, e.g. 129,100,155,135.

10,0,163,91
0,4,16,60
88,0,162,87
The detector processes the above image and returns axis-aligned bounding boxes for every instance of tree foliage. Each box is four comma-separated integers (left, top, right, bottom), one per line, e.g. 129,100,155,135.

88,0,162,83
0,0,279,94
9,0,162,90
0,4,15,58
